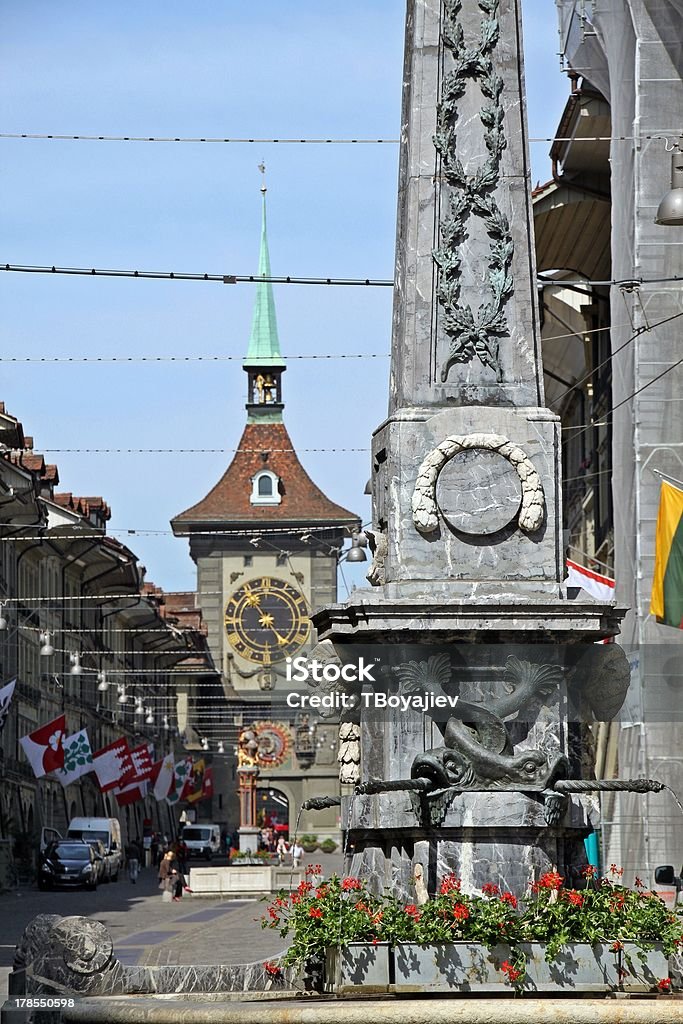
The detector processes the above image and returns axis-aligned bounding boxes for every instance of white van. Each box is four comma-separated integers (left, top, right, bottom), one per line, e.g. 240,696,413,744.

66,817,122,880
182,823,221,860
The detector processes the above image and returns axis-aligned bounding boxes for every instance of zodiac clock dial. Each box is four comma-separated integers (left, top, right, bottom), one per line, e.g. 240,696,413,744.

224,576,310,664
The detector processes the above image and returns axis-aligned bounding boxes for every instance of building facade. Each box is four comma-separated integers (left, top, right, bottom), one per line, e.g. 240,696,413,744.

0,402,215,884
531,0,683,881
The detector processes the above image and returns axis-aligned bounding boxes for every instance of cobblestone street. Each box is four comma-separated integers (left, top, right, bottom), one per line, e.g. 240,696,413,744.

0,854,342,997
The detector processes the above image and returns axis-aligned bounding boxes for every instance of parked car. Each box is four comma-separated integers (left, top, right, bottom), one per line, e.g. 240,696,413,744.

655,864,683,906
38,841,99,891
65,817,122,881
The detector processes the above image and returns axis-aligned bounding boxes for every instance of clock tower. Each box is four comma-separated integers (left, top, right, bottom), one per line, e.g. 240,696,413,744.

172,178,360,844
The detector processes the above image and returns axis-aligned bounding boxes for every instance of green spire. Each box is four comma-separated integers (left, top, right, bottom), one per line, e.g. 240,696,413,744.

244,179,286,369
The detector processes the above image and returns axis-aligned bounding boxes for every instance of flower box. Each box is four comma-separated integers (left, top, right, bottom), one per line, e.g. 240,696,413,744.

619,943,669,992
324,942,390,994
385,942,668,994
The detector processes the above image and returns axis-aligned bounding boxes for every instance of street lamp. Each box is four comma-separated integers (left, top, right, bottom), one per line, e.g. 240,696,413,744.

39,631,54,657
69,652,83,676
97,671,109,692
344,532,368,563
655,138,683,225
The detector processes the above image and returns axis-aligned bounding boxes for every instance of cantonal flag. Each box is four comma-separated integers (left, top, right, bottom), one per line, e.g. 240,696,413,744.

201,766,214,800
114,779,148,807
183,759,205,803
19,714,66,778
92,737,137,792
56,728,93,787
130,743,155,781
151,752,175,801
166,756,193,805
566,559,615,602
651,480,683,628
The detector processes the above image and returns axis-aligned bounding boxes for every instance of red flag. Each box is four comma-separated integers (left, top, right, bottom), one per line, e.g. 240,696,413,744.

114,781,147,806
19,714,66,777
130,743,155,781
92,737,137,792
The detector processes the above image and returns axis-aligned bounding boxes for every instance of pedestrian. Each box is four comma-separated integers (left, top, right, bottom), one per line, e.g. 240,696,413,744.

276,835,288,865
125,838,140,884
291,840,304,868
158,850,175,902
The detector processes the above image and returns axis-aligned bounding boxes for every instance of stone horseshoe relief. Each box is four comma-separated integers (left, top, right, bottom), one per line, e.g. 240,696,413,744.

411,433,545,535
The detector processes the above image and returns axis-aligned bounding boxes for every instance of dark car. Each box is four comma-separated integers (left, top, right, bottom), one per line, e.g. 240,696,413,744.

38,841,98,891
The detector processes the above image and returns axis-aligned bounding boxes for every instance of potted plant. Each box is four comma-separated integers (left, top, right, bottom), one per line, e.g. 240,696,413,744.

300,834,319,854
261,867,390,993
262,865,682,994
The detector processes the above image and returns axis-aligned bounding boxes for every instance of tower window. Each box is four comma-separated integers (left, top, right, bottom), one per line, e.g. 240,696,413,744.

251,470,281,506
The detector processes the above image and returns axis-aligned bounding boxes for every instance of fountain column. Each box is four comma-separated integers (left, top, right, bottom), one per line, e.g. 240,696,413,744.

313,0,629,898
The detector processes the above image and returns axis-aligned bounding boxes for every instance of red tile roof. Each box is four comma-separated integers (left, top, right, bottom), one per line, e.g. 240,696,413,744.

172,421,359,528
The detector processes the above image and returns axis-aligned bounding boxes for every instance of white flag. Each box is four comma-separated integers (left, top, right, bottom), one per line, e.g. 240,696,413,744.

152,752,175,801
0,679,16,734
56,729,93,787
566,559,615,602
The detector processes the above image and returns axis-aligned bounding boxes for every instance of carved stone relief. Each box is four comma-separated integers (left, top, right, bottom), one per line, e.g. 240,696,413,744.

411,433,545,534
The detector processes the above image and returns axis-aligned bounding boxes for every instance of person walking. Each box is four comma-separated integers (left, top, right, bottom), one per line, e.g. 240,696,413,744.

125,838,140,884
276,835,288,865
291,840,304,868
158,850,175,902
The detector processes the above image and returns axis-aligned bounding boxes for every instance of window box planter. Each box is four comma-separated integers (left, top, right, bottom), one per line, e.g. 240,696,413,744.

324,942,390,994
334,942,670,994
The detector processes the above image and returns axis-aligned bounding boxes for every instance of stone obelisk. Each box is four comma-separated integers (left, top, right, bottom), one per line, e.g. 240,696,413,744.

313,0,628,897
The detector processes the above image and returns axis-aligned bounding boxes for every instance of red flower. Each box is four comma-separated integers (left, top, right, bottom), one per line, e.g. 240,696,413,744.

306,863,323,877
537,871,564,890
297,880,313,895
355,901,370,914
341,877,362,891
657,978,672,992
501,891,518,909
634,876,645,889
404,903,421,921
439,872,461,895
267,907,280,922
501,960,522,983
610,941,624,952
482,883,500,897
563,890,584,908
582,865,597,878
315,886,329,899
452,903,470,921
263,961,282,977
610,893,626,913
308,906,323,919
609,864,624,878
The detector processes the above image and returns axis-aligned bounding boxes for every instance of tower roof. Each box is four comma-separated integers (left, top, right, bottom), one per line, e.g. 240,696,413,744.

171,421,359,530
244,185,286,370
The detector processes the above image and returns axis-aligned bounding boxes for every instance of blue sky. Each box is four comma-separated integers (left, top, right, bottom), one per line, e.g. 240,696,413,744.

1,1,569,595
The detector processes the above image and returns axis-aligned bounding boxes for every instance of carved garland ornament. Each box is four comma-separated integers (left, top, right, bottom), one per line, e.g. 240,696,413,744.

434,0,513,381
411,433,544,534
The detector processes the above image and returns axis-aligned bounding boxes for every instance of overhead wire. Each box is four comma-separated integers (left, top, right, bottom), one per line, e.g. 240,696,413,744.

0,352,389,363
0,264,393,287
1,130,679,144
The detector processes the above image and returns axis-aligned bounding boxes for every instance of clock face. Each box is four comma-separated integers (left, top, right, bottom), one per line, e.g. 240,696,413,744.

225,576,310,664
